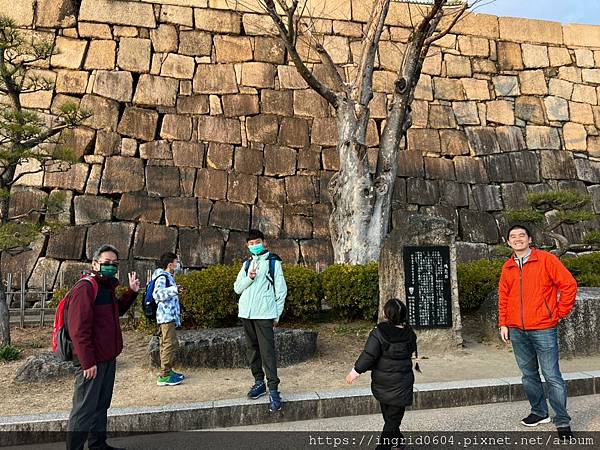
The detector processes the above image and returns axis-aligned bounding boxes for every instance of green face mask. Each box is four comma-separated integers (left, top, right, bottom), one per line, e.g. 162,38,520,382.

99,263,118,278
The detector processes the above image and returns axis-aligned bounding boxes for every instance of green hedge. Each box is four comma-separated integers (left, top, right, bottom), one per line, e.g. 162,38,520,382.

320,262,379,321
456,259,504,311
564,252,600,287
282,265,321,319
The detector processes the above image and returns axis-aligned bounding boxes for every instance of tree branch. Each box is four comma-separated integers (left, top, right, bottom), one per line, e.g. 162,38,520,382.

263,0,339,107
424,2,468,46
19,123,68,150
300,22,346,92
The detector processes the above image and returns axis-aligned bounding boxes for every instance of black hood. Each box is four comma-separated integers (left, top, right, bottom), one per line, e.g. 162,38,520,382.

376,321,413,343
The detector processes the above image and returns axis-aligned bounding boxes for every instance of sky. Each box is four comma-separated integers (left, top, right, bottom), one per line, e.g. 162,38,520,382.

475,0,600,26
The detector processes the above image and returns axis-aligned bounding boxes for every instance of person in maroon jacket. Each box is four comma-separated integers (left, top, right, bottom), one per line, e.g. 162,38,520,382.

66,244,140,450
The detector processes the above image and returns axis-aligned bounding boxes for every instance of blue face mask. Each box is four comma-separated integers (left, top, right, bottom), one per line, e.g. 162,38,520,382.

248,243,264,255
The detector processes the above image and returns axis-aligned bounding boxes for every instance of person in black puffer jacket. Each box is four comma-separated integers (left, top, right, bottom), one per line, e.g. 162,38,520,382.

346,299,418,450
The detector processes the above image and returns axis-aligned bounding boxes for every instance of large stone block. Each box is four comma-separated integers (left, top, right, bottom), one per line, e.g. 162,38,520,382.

574,159,600,183
433,78,465,101
28,257,60,290
150,24,178,53
294,90,329,118
0,0,34,26
92,70,133,102
254,37,285,64
160,115,192,141
146,166,181,197
78,22,112,39
563,123,587,151
261,90,293,116
56,71,89,94
285,176,318,205
179,31,212,56
148,328,317,368
454,156,488,184
195,168,228,200
258,177,286,205
209,202,250,231
159,4,193,26
283,206,312,239
484,154,513,183
544,96,569,122
509,151,541,183
406,129,440,153
497,41,523,71
73,195,112,225
194,8,240,34
278,65,309,90
177,95,210,115
172,141,204,168
197,116,241,144
139,141,171,160
515,97,545,125
241,62,276,89
179,227,224,267
84,40,116,70
81,95,119,131
439,181,469,207
564,24,600,48
234,147,263,175
133,75,178,108
116,193,163,223
471,185,503,211
222,94,259,117
501,182,528,209
227,172,257,205
496,126,526,152
46,226,86,260
424,157,455,181
206,143,233,170
397,151,424,178
100,156,145,194
246,115,279,144
521,44,549,68
452,102,480,126
459,210,499,244
44,163,89,192
526,126,560,150
264,145,297,177
572,84,597,105
117,107,158,141
60,127,95,158
79,0,156,27
117,38,151,73
160,54,195,79
493,75,520,97
51,37,88,70
252,205,283,238
486,100,514,125
164,197,198,228
428,104,457,129
214,35,253,63
519,70,548,95
406,178,439,206
8,187,47,222
299,239,333,268
540,150,577,180
133,223,178,259
499,17,562,45
466,127,500,156
461,79,490,101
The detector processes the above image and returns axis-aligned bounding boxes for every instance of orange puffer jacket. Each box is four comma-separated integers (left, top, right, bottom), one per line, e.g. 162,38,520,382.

498,248,577,330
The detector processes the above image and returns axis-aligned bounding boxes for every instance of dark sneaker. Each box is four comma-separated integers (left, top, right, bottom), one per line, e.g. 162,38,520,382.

521,413,551,427
269,390,282,412
247,381,266,399
156,374,183,386
557,426,573,440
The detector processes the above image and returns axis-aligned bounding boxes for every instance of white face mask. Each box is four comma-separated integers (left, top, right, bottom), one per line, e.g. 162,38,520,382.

174,261,183,274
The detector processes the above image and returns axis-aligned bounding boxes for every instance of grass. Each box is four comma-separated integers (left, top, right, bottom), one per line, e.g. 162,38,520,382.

0,345,21,362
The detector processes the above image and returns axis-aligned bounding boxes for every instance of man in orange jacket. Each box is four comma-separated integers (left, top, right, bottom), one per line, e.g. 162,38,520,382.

498,225,577,439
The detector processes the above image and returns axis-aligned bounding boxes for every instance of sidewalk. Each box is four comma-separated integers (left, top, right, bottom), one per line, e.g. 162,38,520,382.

2,370,599,446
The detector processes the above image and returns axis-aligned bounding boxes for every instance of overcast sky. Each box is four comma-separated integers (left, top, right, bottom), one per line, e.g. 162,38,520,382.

475,0,600,25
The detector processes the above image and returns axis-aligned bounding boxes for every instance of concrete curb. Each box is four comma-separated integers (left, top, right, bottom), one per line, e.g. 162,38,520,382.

1,370,599,445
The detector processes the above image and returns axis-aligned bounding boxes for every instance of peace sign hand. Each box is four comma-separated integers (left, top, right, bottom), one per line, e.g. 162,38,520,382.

128,272,140,292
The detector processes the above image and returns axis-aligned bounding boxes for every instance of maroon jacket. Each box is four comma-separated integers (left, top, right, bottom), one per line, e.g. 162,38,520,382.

67,271,137,370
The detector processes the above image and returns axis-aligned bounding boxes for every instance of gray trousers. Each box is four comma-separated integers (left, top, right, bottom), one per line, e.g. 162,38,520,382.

241,318,280,391
66,359,116,450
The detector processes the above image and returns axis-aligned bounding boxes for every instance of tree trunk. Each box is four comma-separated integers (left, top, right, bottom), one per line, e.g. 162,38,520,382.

328,99,380,264
0,279,9,347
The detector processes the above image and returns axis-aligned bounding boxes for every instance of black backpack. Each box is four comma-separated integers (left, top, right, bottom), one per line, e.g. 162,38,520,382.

243,253,281,294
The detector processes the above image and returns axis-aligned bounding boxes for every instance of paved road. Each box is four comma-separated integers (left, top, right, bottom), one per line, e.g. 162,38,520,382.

7,395,599,450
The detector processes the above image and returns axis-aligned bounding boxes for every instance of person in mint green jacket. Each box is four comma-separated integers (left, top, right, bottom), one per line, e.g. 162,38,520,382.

234,229,287,412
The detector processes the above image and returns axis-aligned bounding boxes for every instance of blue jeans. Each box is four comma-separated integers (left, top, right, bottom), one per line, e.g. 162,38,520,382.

510,327,571,427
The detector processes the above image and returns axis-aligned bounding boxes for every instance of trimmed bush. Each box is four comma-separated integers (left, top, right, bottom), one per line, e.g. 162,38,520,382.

177,264,239,328
0,345,21,361
320,262,379,321
564,252,600,287
282,265,321,319
457,259,504,312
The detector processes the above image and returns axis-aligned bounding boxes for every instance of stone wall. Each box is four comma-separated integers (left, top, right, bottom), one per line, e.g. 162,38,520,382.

2,0,600,295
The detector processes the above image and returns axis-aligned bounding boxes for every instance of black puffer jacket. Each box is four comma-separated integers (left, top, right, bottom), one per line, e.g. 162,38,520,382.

354,322,417,406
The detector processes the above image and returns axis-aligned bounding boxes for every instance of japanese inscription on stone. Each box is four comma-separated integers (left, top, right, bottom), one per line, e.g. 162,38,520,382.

403,245,452,328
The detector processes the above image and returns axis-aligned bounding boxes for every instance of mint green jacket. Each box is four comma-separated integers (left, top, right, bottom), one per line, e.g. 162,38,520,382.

233,252,287,321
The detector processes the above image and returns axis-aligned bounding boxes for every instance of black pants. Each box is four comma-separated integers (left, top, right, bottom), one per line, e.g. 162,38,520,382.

66,360,116,450
377,403,406,450
241,318,280,391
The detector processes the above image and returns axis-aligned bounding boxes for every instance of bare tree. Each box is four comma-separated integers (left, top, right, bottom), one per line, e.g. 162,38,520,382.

236,0,470,264
0,17,89,346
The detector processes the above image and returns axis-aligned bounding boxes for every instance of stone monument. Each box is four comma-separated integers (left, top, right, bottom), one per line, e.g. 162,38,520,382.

379,214,463,349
